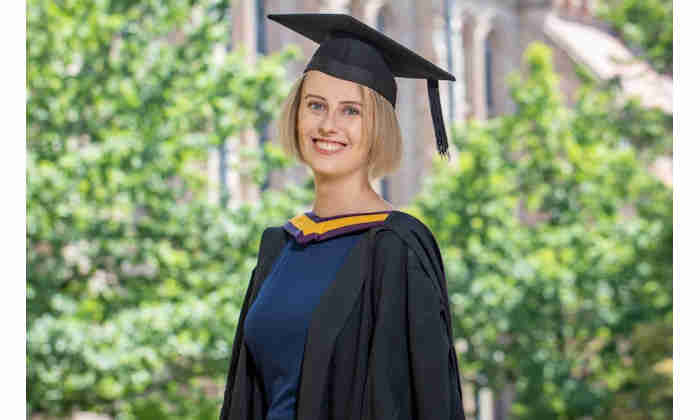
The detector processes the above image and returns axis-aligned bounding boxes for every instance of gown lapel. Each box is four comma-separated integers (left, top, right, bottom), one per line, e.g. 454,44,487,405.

283,210,394,420
297,230,374,420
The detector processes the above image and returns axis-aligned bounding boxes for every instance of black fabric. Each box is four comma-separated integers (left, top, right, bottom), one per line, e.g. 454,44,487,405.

306,37,397,107
267,13,456,161
266,14,454,80
219,211,466,420
428,79,451,160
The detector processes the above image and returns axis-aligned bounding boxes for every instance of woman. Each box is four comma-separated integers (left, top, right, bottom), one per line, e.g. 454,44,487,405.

219,13,465,420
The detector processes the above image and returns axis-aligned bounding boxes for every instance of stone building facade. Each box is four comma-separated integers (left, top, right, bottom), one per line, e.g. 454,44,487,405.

219,0,670,211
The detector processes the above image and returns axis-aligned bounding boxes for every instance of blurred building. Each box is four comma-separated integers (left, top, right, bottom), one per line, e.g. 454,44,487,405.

219,0,671,211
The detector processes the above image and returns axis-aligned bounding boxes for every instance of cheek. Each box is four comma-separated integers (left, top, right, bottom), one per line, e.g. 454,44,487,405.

296,113,307,133
298,112,321,135
353,121,368,149
297,118,312,148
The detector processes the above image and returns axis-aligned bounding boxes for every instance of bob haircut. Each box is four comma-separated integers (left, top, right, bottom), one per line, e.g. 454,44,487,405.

275,73,403,182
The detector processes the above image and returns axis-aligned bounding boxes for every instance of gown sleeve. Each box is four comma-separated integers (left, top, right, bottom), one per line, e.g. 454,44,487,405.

219,265,257,420
367,230,461,420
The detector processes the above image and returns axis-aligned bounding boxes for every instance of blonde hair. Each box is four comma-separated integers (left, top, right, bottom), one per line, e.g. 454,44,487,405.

275,73,403,182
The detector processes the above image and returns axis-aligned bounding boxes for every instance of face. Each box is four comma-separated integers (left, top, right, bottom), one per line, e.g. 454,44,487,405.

297,70,372,181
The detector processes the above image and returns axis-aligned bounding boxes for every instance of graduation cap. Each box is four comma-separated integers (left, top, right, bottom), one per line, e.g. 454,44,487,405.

267,13,455,160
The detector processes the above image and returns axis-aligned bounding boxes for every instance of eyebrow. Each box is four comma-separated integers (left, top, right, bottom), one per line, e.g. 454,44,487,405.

304,94,363,106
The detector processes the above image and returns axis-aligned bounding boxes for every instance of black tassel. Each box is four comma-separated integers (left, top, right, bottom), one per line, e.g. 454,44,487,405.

427,79,451,161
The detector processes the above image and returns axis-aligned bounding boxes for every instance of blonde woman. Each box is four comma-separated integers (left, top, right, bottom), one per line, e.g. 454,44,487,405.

220,13,465,420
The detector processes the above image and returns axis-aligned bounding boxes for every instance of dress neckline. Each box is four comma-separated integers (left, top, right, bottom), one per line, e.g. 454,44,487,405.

305,209,395,222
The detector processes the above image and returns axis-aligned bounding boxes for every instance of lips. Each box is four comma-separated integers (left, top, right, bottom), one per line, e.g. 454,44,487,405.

313,137,348,146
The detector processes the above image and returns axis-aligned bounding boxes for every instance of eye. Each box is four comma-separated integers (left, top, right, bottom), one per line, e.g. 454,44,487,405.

344,106,360,116
308,101,326,111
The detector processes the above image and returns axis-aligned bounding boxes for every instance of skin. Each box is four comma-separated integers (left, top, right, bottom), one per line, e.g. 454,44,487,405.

297,70,394,218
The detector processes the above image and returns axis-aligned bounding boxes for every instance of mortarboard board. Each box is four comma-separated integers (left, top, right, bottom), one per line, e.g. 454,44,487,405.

267,13,455,160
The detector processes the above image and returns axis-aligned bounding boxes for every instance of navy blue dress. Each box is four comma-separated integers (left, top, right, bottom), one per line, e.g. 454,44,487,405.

243,210,393,420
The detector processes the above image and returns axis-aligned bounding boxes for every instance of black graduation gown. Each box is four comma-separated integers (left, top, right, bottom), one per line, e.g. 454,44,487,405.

219,210,466,420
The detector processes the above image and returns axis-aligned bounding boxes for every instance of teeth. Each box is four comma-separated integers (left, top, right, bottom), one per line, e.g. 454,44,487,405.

316,140,345,151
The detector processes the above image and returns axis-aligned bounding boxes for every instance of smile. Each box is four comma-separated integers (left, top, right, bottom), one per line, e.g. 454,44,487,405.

313,138,347,155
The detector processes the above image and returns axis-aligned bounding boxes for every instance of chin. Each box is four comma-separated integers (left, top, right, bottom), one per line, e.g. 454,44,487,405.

302,143,366,180
308,162,348,179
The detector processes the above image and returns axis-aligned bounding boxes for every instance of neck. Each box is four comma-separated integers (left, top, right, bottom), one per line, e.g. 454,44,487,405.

311,171,393,218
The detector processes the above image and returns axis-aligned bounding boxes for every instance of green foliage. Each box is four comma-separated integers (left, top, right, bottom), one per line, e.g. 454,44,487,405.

27,1,673,418
27,0,309,418
596,0,673,75
410,43,672,419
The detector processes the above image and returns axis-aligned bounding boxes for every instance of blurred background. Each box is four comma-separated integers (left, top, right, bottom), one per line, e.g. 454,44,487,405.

26,0,672,419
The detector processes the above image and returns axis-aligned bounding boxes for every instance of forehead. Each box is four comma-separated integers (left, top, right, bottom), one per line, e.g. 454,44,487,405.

302,70,363,102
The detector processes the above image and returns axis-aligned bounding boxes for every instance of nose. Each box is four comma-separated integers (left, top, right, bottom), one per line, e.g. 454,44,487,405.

319,107,339,134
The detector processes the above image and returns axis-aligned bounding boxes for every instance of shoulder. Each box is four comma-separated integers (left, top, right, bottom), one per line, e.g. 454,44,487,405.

372,211,440,265
375,211,447,283
377,211,439,252
262,225,285,240
384,210,437,241
256,226,288,263
372,213,447,307
259,226,286,247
